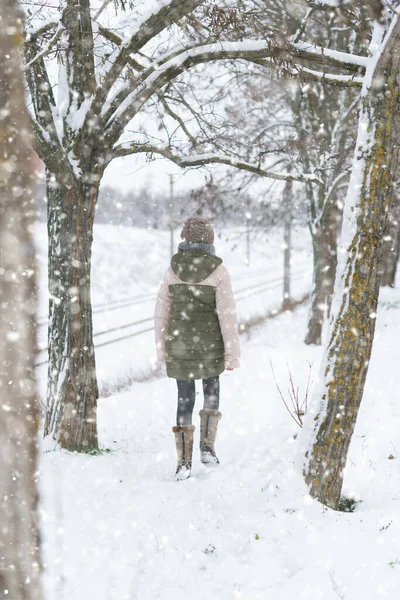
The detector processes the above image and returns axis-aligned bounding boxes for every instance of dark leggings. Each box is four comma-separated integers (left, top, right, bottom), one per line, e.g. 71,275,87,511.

176,377,220,426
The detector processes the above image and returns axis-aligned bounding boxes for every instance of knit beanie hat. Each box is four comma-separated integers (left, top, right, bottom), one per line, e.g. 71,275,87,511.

180,216,215,245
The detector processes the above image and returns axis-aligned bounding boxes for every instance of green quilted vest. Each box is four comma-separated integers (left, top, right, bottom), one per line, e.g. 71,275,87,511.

165,250,225,380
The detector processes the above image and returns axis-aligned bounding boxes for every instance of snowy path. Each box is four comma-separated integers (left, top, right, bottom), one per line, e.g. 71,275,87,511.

40,290,400,600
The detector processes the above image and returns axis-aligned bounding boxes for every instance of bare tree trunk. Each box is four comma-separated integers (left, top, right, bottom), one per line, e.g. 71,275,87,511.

292,31,357,346
282,178,292,309
305,210,338,345
0,3,41,597
292,95,339,346
305,18,400,509
380,189,399,287
44,173,100,451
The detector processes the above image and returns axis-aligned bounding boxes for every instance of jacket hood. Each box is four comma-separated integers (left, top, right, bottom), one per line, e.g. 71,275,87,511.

171,250,222,283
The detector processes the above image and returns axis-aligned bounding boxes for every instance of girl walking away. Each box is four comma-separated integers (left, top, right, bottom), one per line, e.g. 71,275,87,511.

154,217,240,480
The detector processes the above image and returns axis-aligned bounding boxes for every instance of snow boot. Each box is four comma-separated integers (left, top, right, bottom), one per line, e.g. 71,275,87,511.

172,424,195,481
199,409,222,465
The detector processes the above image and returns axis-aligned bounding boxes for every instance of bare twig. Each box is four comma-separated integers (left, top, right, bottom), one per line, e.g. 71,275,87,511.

270,360,313,427
94,0,114,22
270,361,303,427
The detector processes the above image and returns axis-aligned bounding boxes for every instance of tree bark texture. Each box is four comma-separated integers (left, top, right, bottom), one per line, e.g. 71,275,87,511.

379,188,400,287
305,18,400,509
305,208,339,345
291,26,359,345
44,174,100,451
0,3,41,598
36,0,104,451
62,0,96,108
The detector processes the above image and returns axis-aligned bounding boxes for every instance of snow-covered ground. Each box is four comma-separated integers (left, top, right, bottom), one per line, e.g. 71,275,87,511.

36,224,400,599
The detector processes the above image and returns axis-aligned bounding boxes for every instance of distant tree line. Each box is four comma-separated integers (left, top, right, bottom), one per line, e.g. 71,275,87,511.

35,176,308,230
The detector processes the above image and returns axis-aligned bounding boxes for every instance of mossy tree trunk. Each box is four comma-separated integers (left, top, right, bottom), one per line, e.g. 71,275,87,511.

0,3,41,596
305,18,400,509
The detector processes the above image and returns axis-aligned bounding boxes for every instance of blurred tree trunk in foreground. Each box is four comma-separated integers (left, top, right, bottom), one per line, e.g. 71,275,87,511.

0,2,42,598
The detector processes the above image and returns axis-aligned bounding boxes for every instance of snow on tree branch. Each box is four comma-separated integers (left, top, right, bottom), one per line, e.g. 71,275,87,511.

306,0,357,8
90,0,206,117
23,22,64,72
24,40,67,172
92,17,368,138
103,38,367,143
25,20,58,39
112,143,323,185
290,41,368,69
287,65,363,86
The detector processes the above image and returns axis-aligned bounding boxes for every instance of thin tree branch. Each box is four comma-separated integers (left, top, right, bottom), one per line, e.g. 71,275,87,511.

98,24,123,45
94,0,114,21
157,93,199,148
23,23,64,71
112,143,323,184
290,40,368,69
287,64,363,86
270,361,303,428
89,0,206,119
104,40,366,144
25,21,58,40
306,0,357,9
293,7,315,43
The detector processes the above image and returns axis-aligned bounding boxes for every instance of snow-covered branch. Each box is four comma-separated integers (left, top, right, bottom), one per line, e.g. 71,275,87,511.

23,22,64,72
290,40,368,69
27,112,67,177
288,64,363,86
94,0,114,21
104,38,367,143
112,143,323,185
91,0,206,118
306,0,357,9
23,28,75,182
155,39,368,75
25,20,58,40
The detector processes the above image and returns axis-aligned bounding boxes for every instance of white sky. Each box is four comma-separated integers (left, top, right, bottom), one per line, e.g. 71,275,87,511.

103,153,221,195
